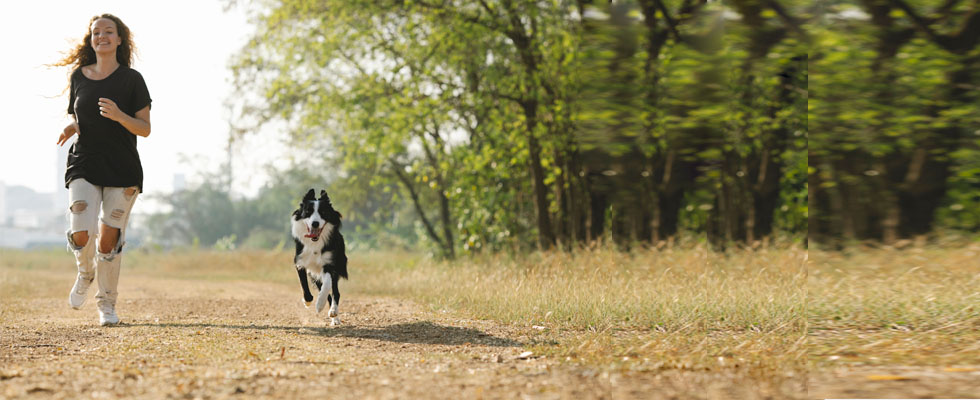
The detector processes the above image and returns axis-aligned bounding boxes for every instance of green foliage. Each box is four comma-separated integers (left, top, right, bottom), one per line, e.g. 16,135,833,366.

938,144,980,231
217,0,817,251
808,0,980,241
213,234,238,251
777,148,808,234
143,164,418,250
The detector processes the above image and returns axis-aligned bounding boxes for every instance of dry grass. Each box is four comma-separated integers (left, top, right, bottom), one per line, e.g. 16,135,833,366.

4,243,978,398
8,243,975,374
808,243,980,369
1,246,807,375
348,245,808,374
0,246,810,399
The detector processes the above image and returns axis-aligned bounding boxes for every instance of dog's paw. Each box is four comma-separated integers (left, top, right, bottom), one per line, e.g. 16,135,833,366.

330,317,340,326
304,301,312,309
328,305,338,318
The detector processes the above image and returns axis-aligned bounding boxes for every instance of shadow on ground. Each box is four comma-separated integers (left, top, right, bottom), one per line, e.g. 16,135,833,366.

126,321,523,347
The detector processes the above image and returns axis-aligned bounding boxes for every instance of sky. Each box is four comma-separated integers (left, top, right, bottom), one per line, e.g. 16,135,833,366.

0,1,286,198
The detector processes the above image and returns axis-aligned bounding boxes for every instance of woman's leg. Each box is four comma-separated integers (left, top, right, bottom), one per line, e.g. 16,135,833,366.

94,186,139,326
67,179,101,309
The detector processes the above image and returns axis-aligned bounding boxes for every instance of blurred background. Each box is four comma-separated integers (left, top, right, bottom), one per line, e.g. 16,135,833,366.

807,0,980,247
1,0,976,256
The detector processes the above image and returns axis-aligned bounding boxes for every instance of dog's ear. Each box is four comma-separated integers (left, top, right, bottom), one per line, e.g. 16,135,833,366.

319,190,332,205
303,188,316,201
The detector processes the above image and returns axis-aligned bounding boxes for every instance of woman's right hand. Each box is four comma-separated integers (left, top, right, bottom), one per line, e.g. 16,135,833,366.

57,121,79,146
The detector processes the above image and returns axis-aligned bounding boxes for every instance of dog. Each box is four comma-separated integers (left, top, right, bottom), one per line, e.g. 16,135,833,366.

291,188,348,325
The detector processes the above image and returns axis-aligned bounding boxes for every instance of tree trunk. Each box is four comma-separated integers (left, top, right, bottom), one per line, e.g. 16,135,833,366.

639,0,685,245
650,149,690,242
588,187,607,243
748,55,802,241
438,188,455,259
523,100,556,249
390,162,450,257
896,56,977,236
554,150,570,247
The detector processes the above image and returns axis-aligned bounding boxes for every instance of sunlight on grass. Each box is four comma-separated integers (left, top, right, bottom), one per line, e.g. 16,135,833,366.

1,245,807,373
808,244,980,368
355,246,806,332
352,245,807,373
4,243,976,376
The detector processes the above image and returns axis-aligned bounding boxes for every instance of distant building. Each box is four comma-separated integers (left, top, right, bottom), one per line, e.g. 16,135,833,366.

0,226,63,249
173,173,187,192
0,184,62,248
12,209,43,228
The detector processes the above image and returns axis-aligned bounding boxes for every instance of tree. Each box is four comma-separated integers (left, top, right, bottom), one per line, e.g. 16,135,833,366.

226,0,813,253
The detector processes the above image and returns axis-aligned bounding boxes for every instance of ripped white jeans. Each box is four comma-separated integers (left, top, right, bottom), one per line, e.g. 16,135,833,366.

67,179,139,310
67,178,139,258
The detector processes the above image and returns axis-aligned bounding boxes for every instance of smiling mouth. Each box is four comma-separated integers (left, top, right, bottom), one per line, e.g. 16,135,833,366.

305,227,323,241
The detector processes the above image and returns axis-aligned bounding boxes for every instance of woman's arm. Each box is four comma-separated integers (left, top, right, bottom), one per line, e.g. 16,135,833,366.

57,116,80,146
98,98,151,137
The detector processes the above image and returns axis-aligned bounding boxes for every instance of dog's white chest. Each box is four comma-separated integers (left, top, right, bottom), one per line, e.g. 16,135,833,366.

296,244,333,271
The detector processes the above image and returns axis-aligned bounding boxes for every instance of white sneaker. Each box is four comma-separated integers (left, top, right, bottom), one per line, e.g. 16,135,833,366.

98,306,120,326
68,274,94,309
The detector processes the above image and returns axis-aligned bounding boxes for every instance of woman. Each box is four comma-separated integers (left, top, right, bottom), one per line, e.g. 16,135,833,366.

55,14,151,326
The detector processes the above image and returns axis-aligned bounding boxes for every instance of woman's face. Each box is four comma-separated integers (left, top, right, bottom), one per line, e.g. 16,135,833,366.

90,18,120,55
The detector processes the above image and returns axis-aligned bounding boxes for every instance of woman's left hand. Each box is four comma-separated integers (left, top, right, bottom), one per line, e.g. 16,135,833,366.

98,98,124,122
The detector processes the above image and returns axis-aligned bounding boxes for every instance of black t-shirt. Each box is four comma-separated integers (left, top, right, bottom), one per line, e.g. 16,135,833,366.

65,65,152,191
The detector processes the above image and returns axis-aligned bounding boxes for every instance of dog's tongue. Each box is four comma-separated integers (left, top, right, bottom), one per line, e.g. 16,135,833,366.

305,227,321,238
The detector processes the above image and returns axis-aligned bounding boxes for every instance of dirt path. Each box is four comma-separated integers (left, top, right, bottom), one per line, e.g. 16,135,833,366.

9,266,976,400
1,269,815,399
2,268,976,400
809,366,980,399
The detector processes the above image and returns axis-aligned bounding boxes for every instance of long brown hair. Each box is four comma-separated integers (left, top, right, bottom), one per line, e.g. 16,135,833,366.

54,14,137,71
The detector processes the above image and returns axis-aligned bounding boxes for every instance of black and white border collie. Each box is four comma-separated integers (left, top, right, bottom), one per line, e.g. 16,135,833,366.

291,189,348,325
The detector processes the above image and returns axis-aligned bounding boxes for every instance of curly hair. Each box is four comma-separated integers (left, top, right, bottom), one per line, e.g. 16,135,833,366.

54,14,137,71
